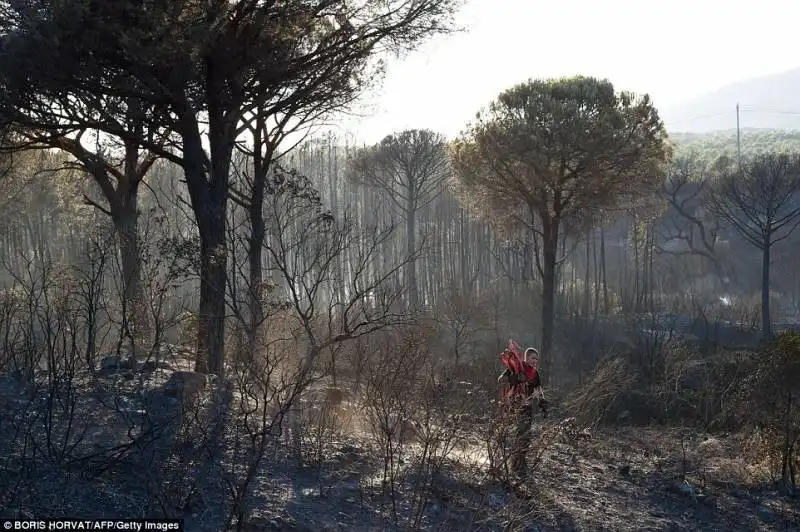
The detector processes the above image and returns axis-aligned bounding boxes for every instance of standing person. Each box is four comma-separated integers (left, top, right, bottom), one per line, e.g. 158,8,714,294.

497,341,547,479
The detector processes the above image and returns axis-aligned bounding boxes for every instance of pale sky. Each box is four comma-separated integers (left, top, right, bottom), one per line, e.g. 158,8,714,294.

332,0,800,144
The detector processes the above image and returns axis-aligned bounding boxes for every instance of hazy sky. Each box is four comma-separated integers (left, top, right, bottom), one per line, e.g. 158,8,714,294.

333,0,800,143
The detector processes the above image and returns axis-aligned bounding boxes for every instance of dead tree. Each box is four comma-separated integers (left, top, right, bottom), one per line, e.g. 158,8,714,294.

0,0,459,377
707,154,800,340
349,129,450,310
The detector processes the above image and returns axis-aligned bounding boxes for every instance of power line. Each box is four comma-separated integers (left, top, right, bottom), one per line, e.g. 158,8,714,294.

665,107,800,125
663,111,732,125
664,106,800,144
706,107,800,116
740,108,800,115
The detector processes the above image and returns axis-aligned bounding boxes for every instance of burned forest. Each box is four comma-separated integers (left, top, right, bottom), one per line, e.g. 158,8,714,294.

0,1,799,531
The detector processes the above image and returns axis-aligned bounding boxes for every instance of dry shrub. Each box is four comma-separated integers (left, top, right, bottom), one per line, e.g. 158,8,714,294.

362,325,430,476
295,386,356,469
230,307,303,378
733,332,800,494
338,335,372,391
480,408,513,483
564,356,636,427
479,407,572,490
702,433,782,487
430,281,492,367
567,326,758,430
176,311,199,348
688,350,753,430
221,307,333,529
340,322,482,527
454,350,505,403
738,429,792,485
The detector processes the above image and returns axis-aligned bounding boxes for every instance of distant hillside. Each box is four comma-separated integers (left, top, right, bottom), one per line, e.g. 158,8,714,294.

661,68,800,133
669,129,800,166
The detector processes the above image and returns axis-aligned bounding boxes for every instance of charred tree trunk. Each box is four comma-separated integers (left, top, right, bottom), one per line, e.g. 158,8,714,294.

246,115,271,353
248,180,265,349
406,199,419,310
540,216,559,384
633,225,641,313
460,209,469,293
601,226,609,314
620,222,628,312
647,228,656,312
593,229,600,323
583,232,590,319
782,391,795,495
762,240,772,341
118,138,153,354
197,204,228,377
114,192,140,302
112,184,144,355
184,108,233,377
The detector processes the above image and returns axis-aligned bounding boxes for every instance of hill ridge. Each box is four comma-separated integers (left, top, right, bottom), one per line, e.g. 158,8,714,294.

661,67,800,133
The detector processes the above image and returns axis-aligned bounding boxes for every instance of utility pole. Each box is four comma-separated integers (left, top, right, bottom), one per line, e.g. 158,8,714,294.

736,102,741,169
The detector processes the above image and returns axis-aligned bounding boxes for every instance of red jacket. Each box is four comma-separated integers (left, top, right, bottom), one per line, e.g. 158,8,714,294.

499,340,541,401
